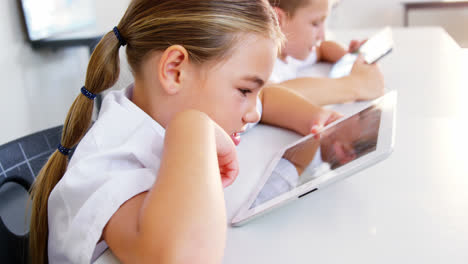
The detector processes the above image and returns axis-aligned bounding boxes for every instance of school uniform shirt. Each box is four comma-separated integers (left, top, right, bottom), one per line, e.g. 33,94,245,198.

269,51,318,83
251,147,327,207
48,84,165,263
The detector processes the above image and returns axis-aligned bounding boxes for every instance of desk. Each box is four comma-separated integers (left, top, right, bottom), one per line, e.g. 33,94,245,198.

96,27,468,264
402,1,468,26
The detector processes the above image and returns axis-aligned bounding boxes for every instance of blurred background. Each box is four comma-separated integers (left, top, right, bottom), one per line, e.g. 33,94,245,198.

0,0,467,145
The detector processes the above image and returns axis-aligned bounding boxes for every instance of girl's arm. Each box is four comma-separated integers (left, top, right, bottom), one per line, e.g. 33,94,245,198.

103,110,233,264
259,85,341,136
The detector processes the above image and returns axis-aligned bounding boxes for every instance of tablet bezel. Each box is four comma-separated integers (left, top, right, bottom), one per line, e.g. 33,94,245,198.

231,91,397,226
360,27,394,64
328,27,393,78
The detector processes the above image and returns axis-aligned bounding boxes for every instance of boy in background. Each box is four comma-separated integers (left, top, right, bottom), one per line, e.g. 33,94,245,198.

268,0,385,106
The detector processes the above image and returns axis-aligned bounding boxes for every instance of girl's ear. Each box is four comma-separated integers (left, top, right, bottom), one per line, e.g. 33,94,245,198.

273,7,287,28
158,45,190,95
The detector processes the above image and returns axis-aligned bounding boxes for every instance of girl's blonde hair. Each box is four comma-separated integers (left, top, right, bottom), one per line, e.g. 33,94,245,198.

29,0,283,263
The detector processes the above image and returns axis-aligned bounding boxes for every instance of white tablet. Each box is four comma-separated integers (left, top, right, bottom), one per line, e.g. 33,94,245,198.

231,91,397,226
329,27,394,78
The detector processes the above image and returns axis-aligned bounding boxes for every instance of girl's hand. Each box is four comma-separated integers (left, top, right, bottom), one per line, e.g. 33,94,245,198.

213,122,239,188
309,107,343,134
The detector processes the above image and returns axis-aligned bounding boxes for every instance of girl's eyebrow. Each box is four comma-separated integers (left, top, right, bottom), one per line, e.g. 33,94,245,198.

242,76,265,87
310,12,328,22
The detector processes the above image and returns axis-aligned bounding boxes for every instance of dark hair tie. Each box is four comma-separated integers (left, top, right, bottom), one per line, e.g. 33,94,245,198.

81,86,97,100
113,26,127,47
57,144,72,156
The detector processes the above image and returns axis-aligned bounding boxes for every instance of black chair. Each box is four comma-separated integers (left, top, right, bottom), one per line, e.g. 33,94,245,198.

0,176,30,263
0,125,64,264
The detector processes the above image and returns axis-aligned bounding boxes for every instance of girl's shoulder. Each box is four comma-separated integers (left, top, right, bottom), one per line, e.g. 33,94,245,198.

68,85,166,173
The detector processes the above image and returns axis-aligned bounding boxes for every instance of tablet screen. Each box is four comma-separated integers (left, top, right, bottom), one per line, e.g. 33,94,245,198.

250,105,382,208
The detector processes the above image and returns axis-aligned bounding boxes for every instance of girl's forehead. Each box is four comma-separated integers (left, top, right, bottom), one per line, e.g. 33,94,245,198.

215,34,277,75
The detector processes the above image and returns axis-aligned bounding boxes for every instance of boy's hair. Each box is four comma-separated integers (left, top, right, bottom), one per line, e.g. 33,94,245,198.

268,0,312,16
29,1,283,263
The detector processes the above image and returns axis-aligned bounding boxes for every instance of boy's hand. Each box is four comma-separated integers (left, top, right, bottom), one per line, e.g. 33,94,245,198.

349,55,385,101
348,39,367,53
213,122,239,188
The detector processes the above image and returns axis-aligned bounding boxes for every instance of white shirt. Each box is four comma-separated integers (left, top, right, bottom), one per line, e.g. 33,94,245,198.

48,85,165,263
252,147,328,207
269,51,318,84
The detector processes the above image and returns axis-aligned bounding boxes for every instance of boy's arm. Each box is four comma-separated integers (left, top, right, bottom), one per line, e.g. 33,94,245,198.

259,86,341,136
275,56,385,106
316,40,348,63
276,76,358,106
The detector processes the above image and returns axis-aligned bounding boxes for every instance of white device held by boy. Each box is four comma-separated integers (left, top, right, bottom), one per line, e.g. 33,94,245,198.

329,27,394,79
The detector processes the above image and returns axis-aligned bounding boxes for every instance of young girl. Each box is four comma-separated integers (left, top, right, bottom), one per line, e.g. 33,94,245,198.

29,0,340,263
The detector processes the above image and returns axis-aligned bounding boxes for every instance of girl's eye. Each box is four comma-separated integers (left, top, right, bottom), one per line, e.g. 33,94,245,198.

311,19,324,27
238,89,252,96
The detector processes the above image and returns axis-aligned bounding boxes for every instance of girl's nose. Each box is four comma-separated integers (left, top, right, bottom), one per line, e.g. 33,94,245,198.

243,100,261,124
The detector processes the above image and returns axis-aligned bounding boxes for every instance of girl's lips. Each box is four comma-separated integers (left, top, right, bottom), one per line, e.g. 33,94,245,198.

231,132,241,146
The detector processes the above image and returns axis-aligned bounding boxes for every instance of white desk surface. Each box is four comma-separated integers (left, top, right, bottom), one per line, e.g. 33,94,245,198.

96,27,468,264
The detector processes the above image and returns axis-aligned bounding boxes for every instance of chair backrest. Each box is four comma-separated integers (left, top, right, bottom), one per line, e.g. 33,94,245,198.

0,125,64,264
0,176,30,263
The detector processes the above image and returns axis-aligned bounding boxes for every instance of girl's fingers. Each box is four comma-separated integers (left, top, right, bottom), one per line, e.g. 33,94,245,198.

310,124,323,134
310,110,342,134
328,111,343,125
218,151,239,188
213,120,239,188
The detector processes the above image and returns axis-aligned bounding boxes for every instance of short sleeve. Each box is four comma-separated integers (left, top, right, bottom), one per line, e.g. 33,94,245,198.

251,158,299,207
47,85,166,264
48,166,158,263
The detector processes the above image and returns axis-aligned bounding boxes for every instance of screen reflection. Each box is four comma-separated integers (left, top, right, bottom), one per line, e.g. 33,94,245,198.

251,106,382,208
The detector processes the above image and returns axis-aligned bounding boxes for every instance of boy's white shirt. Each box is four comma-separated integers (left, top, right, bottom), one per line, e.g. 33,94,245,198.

48,85,166,263
269,50,318,83
251,147,329,208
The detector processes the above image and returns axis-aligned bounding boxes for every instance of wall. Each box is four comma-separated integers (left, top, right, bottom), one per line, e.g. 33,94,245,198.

0,0,130,145
329,0,468,47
